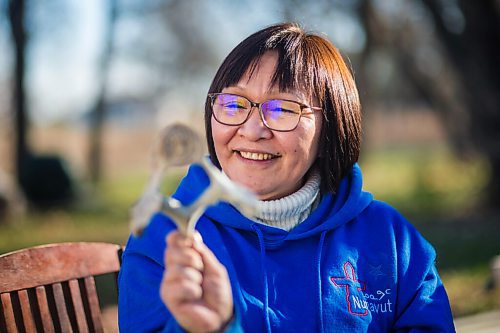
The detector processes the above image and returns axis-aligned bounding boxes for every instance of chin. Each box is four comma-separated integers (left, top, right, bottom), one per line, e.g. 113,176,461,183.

254,188,285,201
244,184,275,200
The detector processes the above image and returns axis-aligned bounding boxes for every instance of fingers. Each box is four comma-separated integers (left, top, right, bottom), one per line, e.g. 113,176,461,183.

166,230,196,248
161,230,233,331
165,246,204,271
161,274,203,302
165,230,226,278
166,231,203,267
162,231,203,303
192,235,233,324
163,265,203,285
194,237,227,278
164,231,204,285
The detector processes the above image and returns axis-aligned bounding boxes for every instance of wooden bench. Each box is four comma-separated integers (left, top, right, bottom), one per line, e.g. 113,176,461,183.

0,242,122,332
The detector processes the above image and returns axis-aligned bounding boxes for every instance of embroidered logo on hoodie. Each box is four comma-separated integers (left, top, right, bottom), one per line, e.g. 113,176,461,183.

331,261,393,316
331,261,368,316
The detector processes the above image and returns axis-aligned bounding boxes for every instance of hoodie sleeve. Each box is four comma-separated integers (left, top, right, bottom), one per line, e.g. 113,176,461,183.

118,213,178,332
118,213,244,333
391,217,456,333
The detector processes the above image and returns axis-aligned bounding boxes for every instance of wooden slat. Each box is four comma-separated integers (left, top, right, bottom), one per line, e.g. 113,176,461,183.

0,242,123,332
1,293,18,333
69,279,89,332
84,277,104,333
0,243,122,292
35,286,55,333
53,283,73,333
18,290,37,332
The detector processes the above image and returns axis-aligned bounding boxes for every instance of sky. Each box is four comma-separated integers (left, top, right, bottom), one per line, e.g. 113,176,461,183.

0,0,366,125
0,0,103,123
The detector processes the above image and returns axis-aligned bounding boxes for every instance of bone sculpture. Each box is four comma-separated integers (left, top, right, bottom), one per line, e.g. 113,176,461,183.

129,123,258,236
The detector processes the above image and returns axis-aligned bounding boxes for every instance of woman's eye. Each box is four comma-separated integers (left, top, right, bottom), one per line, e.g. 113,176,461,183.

265,100,300,114
224,103,246,109
270,107,297,114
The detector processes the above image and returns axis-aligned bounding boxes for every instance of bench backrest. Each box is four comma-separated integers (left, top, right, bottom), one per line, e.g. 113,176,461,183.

0,242,122,332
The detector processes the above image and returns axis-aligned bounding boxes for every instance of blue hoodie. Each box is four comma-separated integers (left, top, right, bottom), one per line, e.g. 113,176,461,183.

118,164,455,332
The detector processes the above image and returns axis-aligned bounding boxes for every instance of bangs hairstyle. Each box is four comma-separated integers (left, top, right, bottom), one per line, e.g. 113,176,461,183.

205,22,362,193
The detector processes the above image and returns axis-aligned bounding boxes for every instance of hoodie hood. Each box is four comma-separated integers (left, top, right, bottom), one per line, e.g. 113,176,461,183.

172,162,373,242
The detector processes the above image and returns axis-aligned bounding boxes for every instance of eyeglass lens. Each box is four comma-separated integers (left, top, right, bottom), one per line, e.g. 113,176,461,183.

212,94,301,131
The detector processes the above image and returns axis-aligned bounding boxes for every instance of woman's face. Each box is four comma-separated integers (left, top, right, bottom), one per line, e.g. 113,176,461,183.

211,52,323,200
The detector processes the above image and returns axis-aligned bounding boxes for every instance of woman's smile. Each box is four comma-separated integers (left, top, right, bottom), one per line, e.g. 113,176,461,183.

235,150,281,161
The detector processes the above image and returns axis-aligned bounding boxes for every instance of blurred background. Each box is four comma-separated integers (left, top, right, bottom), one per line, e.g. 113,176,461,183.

0,0,499,328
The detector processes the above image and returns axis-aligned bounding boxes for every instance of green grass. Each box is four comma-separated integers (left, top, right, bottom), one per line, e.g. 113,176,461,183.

442,267,500,317
0,169,185,254
360,146,489,217
1,147,498,318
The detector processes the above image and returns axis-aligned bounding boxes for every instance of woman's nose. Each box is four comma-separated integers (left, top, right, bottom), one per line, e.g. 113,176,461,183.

237,107,273,140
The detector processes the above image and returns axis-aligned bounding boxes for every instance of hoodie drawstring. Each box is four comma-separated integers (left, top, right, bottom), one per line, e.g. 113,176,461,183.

252,225,327,333
252,224,272,333
316,231,327,333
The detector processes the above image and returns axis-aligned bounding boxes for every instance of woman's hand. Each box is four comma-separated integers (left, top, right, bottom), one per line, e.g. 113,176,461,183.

160,231,233,333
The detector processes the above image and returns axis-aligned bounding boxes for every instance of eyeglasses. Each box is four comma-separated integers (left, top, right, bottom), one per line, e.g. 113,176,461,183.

208,93,322,132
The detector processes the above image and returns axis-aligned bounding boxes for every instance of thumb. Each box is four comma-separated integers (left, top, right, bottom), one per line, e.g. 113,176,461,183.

193,232,225,276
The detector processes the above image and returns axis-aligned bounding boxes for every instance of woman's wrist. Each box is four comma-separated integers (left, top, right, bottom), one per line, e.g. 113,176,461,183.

209,311,234,333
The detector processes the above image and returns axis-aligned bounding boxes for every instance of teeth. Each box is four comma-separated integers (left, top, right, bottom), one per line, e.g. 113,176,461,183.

239,151,275,160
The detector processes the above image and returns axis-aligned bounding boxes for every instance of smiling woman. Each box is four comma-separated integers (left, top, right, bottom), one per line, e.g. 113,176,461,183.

118,23,455,333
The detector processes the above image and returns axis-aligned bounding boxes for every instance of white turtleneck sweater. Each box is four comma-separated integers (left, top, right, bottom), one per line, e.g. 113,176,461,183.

253,170,321,231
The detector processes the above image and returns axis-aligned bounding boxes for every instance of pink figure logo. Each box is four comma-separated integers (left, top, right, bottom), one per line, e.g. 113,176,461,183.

331,261,368,316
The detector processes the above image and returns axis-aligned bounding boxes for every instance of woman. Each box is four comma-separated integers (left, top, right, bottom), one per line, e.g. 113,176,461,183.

118,23,455,332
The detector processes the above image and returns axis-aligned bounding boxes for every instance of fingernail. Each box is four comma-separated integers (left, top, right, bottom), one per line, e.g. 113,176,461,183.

194,231,203,246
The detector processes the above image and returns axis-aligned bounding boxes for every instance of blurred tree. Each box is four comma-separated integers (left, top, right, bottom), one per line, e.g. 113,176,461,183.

88,0,118,183
7,0,74,208
420,0,500,209
357,0,499,209
117,0,220,96
8,0,29,179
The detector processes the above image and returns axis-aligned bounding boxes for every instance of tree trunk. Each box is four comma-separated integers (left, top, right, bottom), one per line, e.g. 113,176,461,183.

421,0,500,209
88,0,118,183
8,0,30,184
